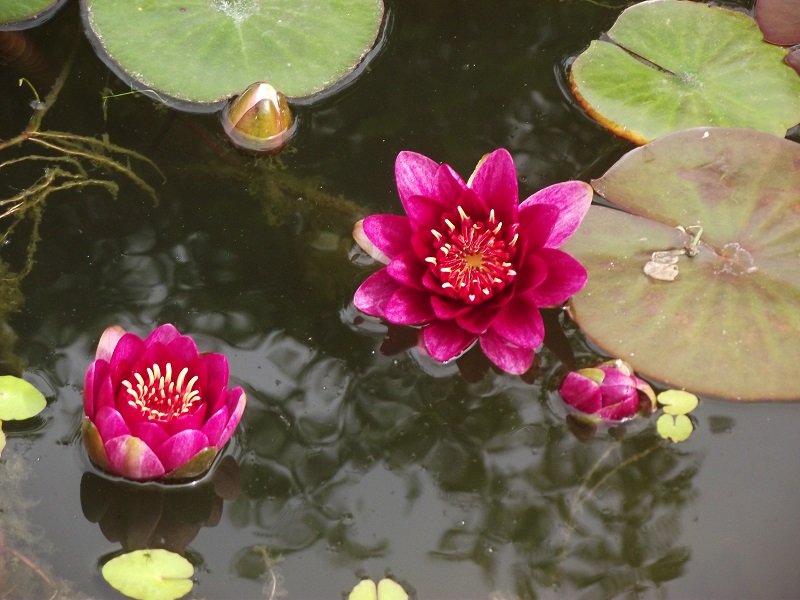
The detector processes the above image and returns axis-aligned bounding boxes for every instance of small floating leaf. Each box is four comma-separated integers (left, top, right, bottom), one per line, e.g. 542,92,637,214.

348,578,408,600
657,413,693,443
658,390,698,416
0,422,5,457
81,0,385,108
0,376,46,421
563,128,800,400
570,0,800,143
102,549,193,600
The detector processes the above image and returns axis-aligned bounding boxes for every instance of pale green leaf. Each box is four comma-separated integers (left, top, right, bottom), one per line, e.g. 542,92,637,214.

0,422,5,457
0,0,66,28
349,579,377,600
570,0,800,143
101,549,193,600
0,376,46,421
348,578,408,600
658,390,699,416
657,414,693,443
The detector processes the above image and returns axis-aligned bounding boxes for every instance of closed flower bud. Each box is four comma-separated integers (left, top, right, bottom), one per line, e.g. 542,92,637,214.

221,82,296,153
559,359,656,423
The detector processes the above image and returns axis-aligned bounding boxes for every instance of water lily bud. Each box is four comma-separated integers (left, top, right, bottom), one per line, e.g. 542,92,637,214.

559,359,656,423
221,82,296,153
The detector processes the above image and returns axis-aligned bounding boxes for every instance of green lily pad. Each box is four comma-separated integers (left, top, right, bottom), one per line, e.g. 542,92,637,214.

80,0,385,109
0,0,67,29
102,549,193,600
563,127,800,401
0,376,46,420
658,389,698,416
657,413,693,442
570,0,800,144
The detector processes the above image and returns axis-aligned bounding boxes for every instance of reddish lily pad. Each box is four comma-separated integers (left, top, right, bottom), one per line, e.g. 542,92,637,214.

756,0,800,45
563,128,800,401
570,0,800,144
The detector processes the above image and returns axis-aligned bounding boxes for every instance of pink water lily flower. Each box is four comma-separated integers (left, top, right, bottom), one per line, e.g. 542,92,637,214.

82,324,246,481
559,359,656,423
353,148,592,374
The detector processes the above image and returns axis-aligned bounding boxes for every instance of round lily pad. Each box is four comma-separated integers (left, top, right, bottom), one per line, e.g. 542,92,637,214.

563,128,800,401
0,0,67,30
570,0,800,144
102,549,193,600
657,413,693,443
0,376,46,420
81,0,385,110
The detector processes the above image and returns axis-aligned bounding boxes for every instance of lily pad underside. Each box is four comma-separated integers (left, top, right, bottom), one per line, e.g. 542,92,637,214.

570,0,800,144
81,0,385,110
563,128,800,401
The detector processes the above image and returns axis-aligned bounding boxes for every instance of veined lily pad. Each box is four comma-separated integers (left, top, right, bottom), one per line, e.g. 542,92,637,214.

570,0,800,144
756,0,800,45
81,0,385,110
563,128,800,401
0,0,67,30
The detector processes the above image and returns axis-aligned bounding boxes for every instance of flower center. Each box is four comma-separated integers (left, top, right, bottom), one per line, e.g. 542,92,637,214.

122,362,201,422
426,206,518,304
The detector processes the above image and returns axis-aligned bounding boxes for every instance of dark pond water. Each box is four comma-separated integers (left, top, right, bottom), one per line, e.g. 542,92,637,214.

2,1,800,599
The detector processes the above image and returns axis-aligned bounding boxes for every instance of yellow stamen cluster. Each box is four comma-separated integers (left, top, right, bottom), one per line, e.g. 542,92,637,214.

123,362,201,422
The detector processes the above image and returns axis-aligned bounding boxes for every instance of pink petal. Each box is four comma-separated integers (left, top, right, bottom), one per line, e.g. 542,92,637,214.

435,164,468,205
519,181,592,248
165,402,208,435
202,353,230,413
422,320,477,362
403,194,449,232
104,435,166,480
143,323,182,347
129,420,169,449
84,359,112,419
430,295,471,320
354,269,402,317
95,405,131,440
201,406,229,447
479,328,536,375
467,149,518,226
164,335,201,365
157,429,211,473
490,294,545,349
362,214,412,259
386,251,427,290
455,304,502,335
95,325,126,361
109,333,145,384
215,388,246,449
597,389,639,421
524,248,587,306
517,203,559,252
513,253,549,294
559,372,603,413
385,287,436,325
395,151,441,207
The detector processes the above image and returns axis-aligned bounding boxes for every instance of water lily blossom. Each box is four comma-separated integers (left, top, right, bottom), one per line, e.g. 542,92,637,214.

353,149,592,374
82,324,246,481
560,359,656,422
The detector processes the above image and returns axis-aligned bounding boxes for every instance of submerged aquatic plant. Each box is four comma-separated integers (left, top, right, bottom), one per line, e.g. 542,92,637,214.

82,324,246,481
559,359,656,423
353,148,591,374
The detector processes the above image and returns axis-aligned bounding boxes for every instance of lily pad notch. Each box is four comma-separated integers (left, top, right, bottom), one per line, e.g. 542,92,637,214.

569,0,800,143
80,0,387,111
